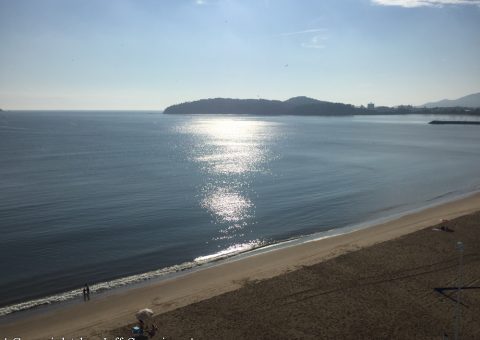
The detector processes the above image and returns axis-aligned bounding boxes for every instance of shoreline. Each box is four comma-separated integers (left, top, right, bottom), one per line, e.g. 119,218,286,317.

1,191,480,339
0,187,476,319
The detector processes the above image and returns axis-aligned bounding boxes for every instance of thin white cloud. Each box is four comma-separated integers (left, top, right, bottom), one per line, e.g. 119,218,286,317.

301,35,328,49
279,28,327,37
371,0,480,7
277,28,329,49
195,0,206,5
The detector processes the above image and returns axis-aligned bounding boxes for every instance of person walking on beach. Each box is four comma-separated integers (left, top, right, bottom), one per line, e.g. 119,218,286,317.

85,283,90,300
82,287,87,301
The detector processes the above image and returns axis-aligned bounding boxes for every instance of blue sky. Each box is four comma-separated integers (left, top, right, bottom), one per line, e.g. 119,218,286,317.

0,0,479,109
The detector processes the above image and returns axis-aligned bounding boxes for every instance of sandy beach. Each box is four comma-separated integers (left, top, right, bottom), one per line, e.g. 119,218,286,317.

1,192,480,339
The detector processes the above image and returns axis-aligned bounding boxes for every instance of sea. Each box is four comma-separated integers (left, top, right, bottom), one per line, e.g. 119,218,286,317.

1,111,480,316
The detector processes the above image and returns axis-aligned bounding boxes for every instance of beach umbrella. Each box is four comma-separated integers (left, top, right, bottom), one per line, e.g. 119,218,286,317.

136,308,154,322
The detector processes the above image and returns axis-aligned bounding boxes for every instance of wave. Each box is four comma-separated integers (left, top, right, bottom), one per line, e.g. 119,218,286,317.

194,240,264,263
0,240,265,317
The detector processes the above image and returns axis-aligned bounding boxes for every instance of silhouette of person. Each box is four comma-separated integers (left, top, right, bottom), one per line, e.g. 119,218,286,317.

82,287,87,301
85,283,90,300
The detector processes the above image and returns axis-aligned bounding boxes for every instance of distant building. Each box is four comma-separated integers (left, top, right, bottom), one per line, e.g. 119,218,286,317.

367,102,375,110
397,105,414,112
375,106,395,113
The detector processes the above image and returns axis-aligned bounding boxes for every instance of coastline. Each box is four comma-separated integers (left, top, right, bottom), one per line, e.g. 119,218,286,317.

1,191,480,339
1,187,476,319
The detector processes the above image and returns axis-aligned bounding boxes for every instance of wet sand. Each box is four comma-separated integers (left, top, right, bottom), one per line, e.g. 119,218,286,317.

1,192,480,339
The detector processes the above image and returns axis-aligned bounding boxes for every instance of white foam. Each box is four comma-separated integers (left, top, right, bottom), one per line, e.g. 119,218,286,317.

194,240,264,264
0,241,265,317
0,260,196,317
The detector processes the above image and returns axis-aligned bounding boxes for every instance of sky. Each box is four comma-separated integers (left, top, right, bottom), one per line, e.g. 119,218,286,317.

0,0,479,110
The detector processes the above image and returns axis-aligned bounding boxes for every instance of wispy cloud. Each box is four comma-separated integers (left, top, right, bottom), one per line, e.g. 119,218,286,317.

277,28,329,49
301,35,328,49
371,0,480,7
195,0,206,5
279,28,327,37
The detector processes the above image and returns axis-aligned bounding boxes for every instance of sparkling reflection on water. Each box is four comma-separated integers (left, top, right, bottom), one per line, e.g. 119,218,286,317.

177,117,279,254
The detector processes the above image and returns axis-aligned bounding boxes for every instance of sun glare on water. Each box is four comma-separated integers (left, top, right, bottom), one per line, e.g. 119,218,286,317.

178,117,279,247
183,118,273,175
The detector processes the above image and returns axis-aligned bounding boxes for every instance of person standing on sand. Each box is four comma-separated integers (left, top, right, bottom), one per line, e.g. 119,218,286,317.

82,287,87,301
85,283,90,300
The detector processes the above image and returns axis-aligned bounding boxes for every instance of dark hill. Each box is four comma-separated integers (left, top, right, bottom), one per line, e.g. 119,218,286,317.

284,96,326,106
164,97,360,116
164,98,285,115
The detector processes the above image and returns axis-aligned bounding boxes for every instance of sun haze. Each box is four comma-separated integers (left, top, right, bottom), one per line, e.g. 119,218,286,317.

0,0,479,109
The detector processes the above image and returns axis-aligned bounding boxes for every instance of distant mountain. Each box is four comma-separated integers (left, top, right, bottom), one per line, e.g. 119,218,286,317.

164,97,360,116
283,96,327,106
423,92,480,108
163,96,480,116
163,98,284,115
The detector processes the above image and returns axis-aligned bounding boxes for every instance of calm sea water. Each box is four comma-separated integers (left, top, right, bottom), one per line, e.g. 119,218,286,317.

1,111,480,313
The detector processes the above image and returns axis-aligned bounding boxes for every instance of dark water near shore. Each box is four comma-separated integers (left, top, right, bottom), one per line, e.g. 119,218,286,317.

1,111,480,313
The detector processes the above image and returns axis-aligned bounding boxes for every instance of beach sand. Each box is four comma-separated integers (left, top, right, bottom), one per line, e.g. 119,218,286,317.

1,192,480,339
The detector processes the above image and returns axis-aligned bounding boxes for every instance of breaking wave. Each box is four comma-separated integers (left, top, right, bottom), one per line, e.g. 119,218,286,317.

0,241,264,317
